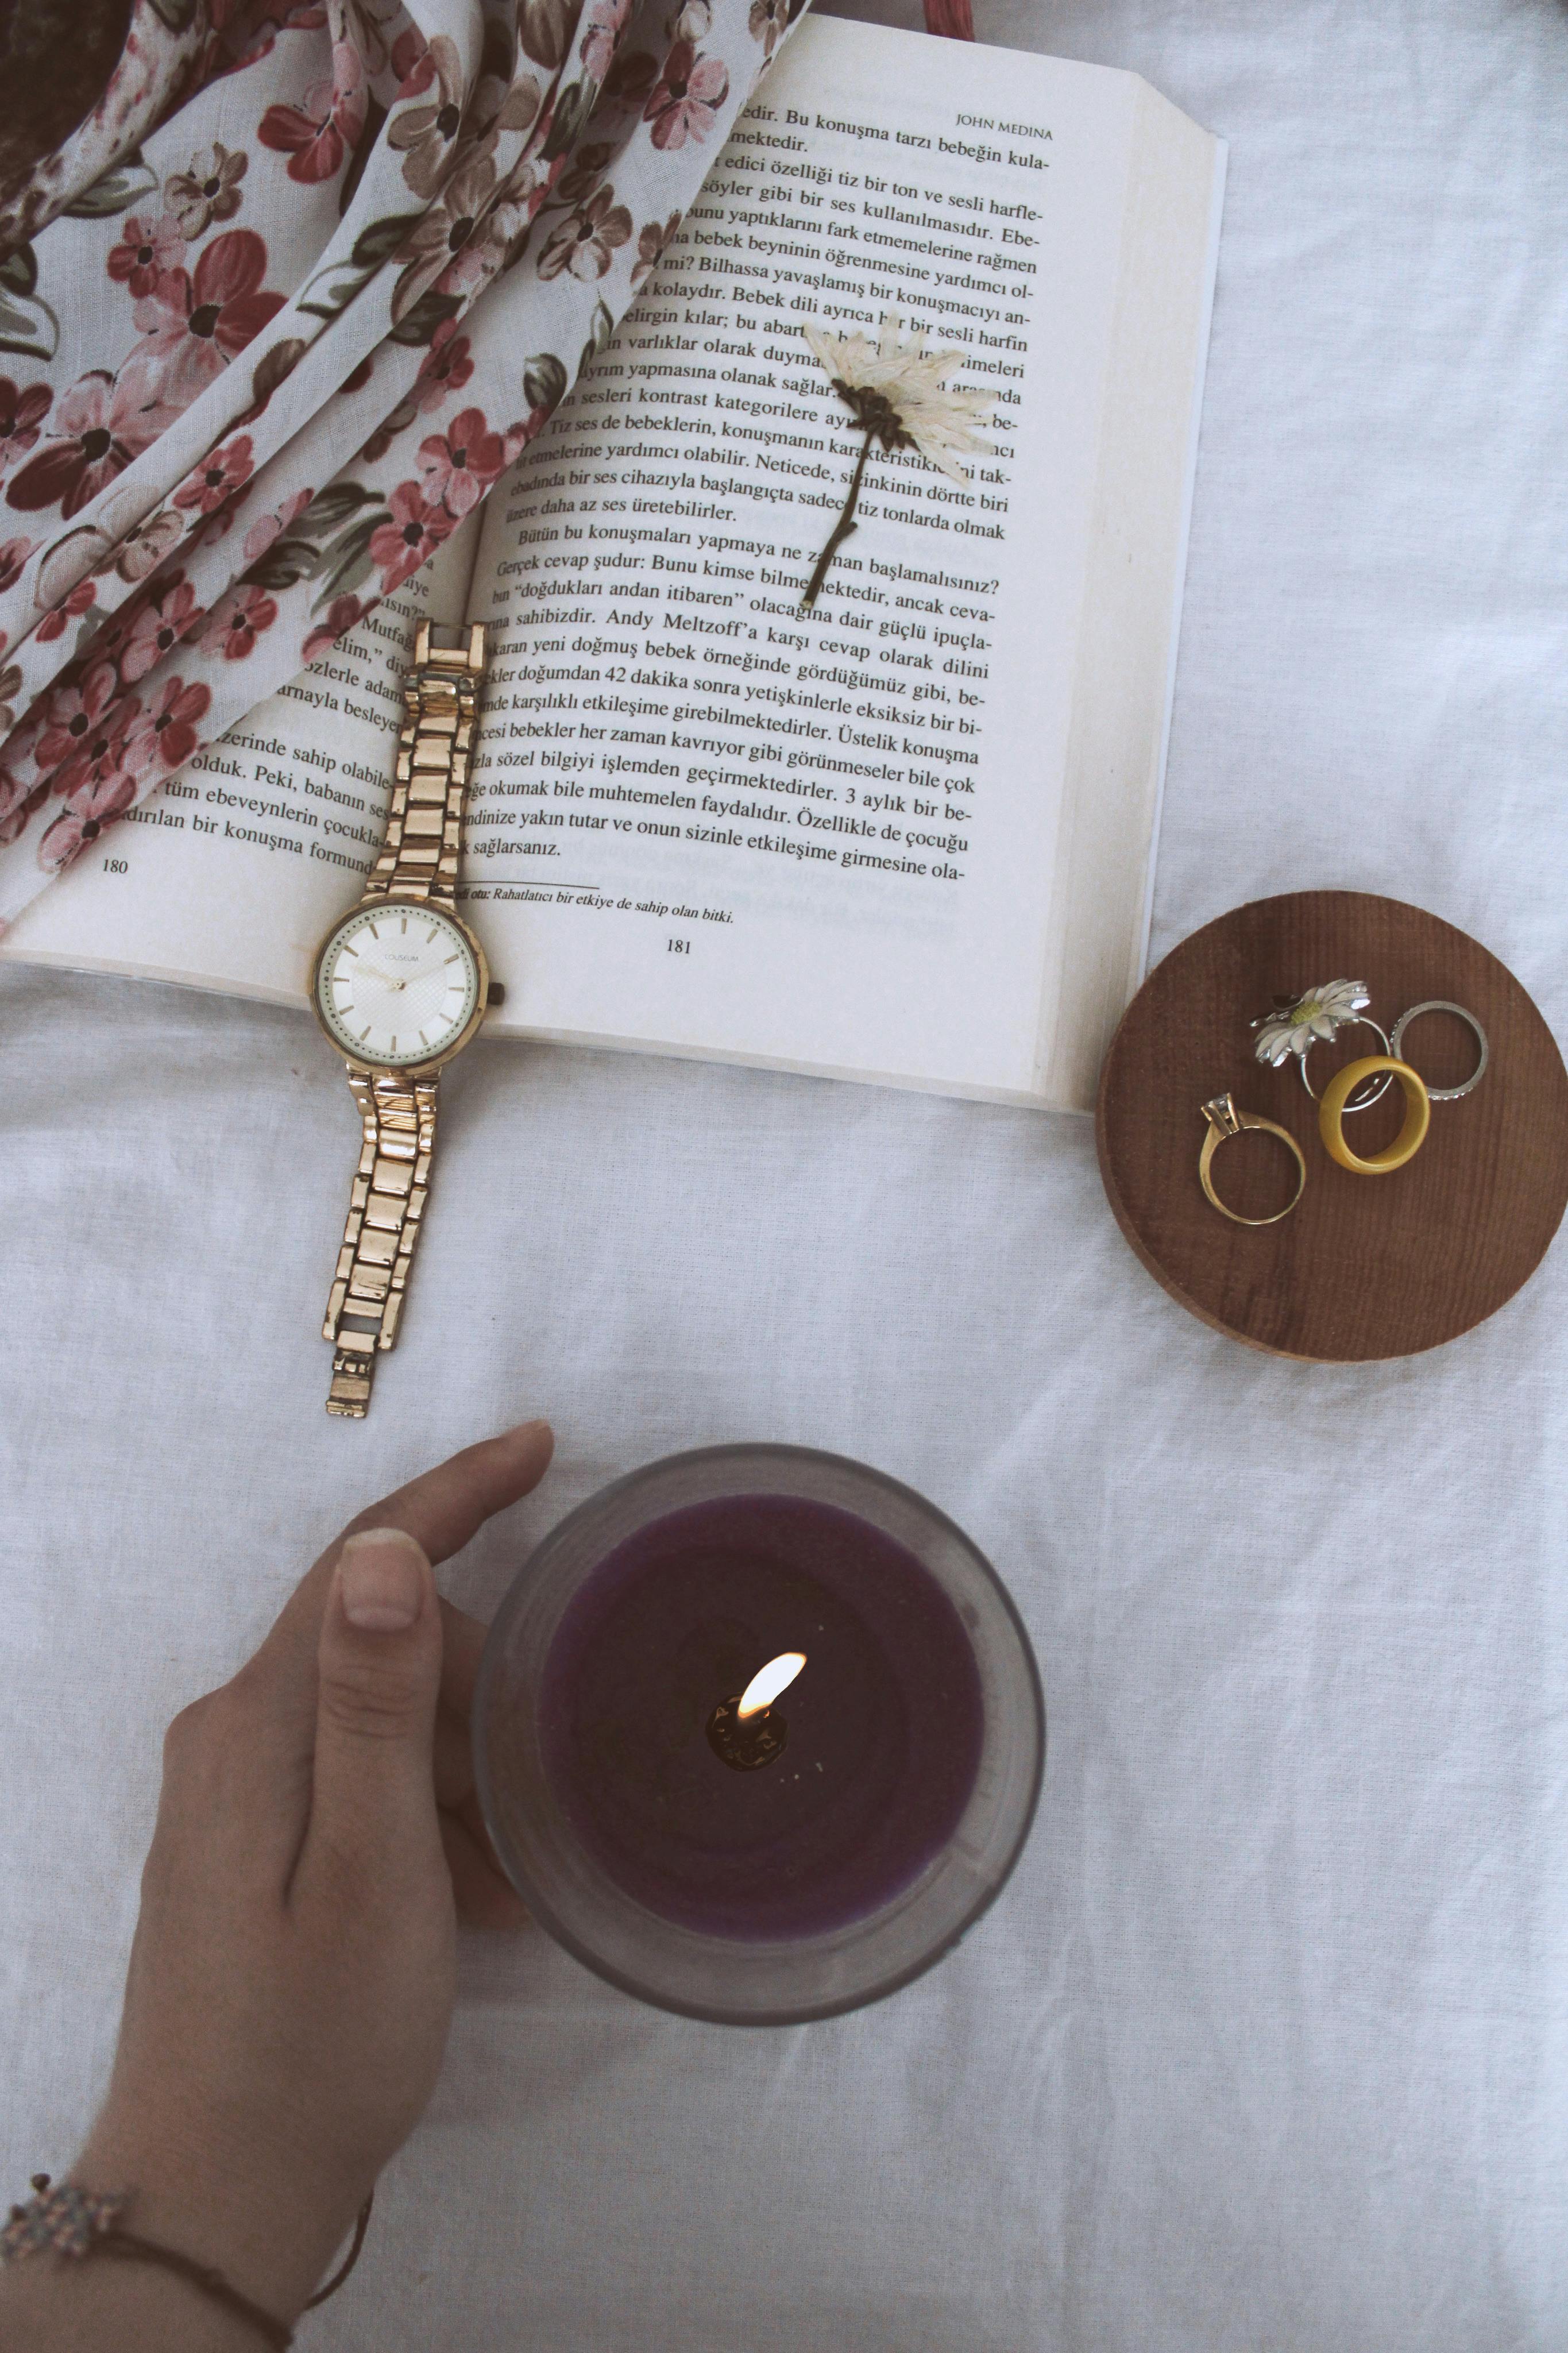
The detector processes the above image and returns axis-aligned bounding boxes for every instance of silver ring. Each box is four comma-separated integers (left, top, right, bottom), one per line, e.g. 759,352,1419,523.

1297,1016,1393,1108
1388,1001,1489,1101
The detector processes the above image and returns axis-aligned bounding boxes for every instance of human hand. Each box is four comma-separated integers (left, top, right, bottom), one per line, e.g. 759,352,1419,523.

60,1420,553,2331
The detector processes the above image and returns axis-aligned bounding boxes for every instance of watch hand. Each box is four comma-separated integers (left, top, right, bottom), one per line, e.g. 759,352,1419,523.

357,965,407,989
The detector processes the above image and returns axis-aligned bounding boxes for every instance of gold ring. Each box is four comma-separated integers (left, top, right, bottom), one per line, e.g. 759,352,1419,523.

1317,1055,1430,1173
1199,1093,1307,1225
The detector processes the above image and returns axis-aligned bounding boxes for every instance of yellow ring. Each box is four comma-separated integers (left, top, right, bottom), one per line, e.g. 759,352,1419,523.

1318,1055,1430,1173
1199,1101,1307,1225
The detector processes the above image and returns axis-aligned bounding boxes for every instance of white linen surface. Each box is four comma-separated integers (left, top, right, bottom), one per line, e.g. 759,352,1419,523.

5,2,1568,2344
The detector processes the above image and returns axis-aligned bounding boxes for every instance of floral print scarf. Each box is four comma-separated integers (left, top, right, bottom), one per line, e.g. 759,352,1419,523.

0,0,815,923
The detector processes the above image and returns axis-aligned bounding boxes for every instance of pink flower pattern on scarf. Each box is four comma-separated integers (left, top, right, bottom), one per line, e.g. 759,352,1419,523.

0,0,808,902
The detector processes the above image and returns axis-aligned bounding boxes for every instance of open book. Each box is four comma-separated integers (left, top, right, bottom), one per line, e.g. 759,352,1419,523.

3,16,1225,1111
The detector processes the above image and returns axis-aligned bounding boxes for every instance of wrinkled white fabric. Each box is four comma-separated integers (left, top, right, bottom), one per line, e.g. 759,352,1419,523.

3,2,1567,2346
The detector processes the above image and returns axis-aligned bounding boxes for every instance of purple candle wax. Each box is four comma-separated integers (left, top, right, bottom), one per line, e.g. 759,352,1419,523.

537,1493,986,1941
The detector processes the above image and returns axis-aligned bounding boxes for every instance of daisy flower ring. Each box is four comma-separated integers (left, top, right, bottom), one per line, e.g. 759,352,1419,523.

1250,979,1393,1112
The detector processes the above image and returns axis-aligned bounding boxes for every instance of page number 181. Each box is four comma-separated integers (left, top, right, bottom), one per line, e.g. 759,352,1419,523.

667,937,690,955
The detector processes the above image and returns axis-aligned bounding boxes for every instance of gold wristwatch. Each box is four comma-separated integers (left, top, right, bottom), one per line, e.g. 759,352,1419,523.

310,620,497,1418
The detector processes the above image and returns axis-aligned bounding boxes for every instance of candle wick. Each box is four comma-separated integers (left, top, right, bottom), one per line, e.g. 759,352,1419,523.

707,1692,789,1772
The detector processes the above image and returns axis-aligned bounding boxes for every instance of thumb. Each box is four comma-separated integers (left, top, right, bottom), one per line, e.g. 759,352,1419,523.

307,1527,444,1889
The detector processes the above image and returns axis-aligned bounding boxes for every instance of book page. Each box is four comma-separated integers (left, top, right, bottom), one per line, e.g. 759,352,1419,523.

1039,82,1224,1110
463,16,1139,1100
1,518,482,1001
6,19,1218,1109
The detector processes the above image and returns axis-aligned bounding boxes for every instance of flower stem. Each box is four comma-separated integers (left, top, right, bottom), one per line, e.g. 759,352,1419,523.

801,427,875,610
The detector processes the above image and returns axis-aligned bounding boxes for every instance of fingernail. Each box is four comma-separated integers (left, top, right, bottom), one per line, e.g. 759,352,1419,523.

338,1527,427,1631
504,1418,551,1441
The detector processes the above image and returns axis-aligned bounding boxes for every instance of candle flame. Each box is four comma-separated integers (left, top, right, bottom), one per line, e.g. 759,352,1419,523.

736,1651,806,1719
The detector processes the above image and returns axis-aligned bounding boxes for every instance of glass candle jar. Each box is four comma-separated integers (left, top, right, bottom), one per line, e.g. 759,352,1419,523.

473,1444,1044,2026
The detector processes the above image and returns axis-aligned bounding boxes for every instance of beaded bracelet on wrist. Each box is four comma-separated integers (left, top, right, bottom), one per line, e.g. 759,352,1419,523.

2,2174,374,2348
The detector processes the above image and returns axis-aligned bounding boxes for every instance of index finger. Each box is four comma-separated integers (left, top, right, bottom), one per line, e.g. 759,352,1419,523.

245,1419,554,1703
339,1419,555,1564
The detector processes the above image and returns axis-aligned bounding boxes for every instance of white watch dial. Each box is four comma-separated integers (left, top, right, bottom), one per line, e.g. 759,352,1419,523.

315,904,481,1067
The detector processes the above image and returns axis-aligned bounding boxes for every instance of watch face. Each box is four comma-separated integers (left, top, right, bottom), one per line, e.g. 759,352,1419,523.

315,902,481,1067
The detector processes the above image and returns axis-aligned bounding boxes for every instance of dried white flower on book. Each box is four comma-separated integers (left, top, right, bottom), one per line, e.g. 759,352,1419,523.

799,313,995,608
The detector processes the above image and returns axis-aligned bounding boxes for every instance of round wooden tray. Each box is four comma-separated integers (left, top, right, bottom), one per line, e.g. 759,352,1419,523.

1095,891,1568,1360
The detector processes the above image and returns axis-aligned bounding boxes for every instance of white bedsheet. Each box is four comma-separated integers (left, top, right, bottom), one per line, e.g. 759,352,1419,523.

5,3,1567,2344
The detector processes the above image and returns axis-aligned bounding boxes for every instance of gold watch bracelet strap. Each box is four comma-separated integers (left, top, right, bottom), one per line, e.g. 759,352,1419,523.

363,620,485,908
325,1070,438,1415
323,620,486,1416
